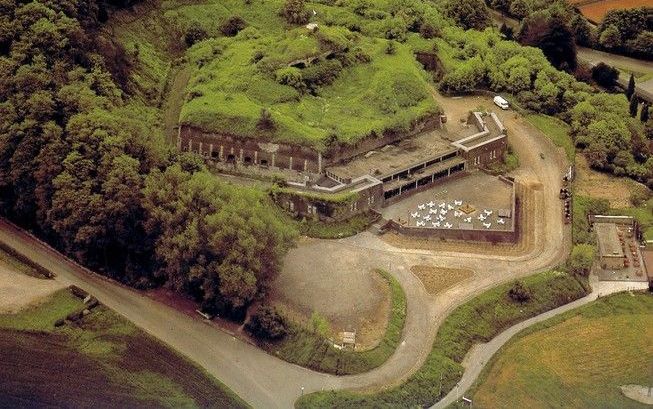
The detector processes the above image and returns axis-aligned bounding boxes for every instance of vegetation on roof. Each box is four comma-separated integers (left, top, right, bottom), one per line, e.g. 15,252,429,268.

180,26,438,149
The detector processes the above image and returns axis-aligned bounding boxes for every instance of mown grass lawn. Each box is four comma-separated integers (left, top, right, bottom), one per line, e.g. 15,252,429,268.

296,271,589,408
0,290,249,409
262,270,406,375
465,292,653,409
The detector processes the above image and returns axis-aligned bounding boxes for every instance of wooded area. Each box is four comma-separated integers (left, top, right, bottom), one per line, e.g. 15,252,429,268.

0,0,296,318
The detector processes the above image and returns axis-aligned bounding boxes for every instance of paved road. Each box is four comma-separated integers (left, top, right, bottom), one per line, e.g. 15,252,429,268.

432,279,650,408
0,92,571,408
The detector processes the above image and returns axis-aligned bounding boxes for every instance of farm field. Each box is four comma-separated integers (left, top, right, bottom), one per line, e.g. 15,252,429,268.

0,290,249,409
468,292,653,409
570,0,651,23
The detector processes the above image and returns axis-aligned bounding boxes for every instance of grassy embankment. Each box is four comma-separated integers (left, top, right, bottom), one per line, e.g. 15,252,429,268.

261,270,406,375
525,114,575,161
464,292,653,409
297,211,380,239
0,289,249,409
297,270,589,408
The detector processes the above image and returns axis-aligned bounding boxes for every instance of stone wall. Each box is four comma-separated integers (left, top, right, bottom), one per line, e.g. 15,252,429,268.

462,137,507,169
179,126,323,173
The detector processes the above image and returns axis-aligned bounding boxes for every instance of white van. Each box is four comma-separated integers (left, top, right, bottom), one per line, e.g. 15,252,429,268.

493,95,509,110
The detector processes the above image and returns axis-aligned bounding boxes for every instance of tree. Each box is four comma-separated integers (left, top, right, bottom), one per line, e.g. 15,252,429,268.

282,0,309,25
630,95,639,118
519,12,577,71
246,306,288,340
499,23,514,41
509,0,529,19
444,0,491,31
591,63,619,88
641,103,650,123
599,24,621,50
570,14,592,47
567,244,596,276
508,280,531,303
626,73,636,100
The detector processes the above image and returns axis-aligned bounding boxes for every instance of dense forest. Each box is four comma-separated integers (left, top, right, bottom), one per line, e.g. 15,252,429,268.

0,0,296,318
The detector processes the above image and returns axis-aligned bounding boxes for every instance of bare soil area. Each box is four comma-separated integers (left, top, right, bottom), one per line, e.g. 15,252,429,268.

410,265,474,295
271,239,391,348
0,260,63,314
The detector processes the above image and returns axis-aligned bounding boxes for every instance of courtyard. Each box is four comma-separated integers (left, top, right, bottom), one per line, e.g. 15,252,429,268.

381,171,515,232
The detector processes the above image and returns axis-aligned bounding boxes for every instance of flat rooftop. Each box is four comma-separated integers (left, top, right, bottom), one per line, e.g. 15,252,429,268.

326,129,456,181
452,112,506,151
595,223,624,258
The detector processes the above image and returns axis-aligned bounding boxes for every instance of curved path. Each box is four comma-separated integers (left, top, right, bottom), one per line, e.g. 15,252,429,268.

432,279,650,408
0,94,570,408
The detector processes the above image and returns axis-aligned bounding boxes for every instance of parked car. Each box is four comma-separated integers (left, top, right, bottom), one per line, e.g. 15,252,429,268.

493,95,509,110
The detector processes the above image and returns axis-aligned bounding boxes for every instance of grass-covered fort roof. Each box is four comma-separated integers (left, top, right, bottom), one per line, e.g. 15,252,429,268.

180,25,439,150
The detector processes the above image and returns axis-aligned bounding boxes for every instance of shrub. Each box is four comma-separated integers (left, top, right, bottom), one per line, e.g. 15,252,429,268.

246,306,288,340
275,67,305,91
630,184,651,207
567,244,596,276
184,25,208,47
591,63,619,88
508,280,532,303
282,0,310,25
256,108,276,131
310,312,330,337
385,40,397,55
220,16,246,37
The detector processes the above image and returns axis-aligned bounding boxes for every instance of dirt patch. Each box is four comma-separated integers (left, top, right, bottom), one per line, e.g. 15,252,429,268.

272,244,392,349
0,260,64,314
410,265,474,295
620,385,653,405
575,155,643,209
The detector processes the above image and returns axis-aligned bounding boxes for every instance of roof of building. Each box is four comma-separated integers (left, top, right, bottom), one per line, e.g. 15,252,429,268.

451,112,506,151
326,129,457,181
595,223,624,259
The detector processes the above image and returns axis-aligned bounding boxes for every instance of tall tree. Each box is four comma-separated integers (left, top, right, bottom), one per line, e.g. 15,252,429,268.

519,11,577,71
626,73,636,100
629,95,639,118
641,102,650,123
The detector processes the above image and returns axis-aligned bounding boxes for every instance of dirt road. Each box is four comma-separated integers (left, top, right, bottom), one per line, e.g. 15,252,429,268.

0,92,571,408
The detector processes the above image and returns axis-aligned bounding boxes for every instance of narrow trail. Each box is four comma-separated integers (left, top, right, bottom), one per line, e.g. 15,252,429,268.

0,92,572,408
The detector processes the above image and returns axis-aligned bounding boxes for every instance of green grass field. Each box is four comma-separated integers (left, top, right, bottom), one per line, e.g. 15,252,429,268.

263,270,406,375
297,271,589,408
526,114,575,161
0,290,249,409
466,292,653,409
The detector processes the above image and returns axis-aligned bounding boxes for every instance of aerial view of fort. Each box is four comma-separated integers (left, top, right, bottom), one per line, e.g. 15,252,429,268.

0,0,652,408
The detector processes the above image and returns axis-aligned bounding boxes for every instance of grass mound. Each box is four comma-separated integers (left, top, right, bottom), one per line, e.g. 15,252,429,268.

468,292,653,409
297,270,589,408
261,270,406,375
0,290,248,409
181,27,437,149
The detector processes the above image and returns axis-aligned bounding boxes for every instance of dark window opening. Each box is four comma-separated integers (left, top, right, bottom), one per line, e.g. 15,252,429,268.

260,159,268,166
384,188,400,199
227,154,236,162
211,151,219,159
418,176,431,186
244,156,252,164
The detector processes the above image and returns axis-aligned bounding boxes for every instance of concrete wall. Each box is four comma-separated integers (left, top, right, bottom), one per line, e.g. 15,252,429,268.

462,137,507,169
325,115,443,164
179,126,322,173
272,183,384,221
